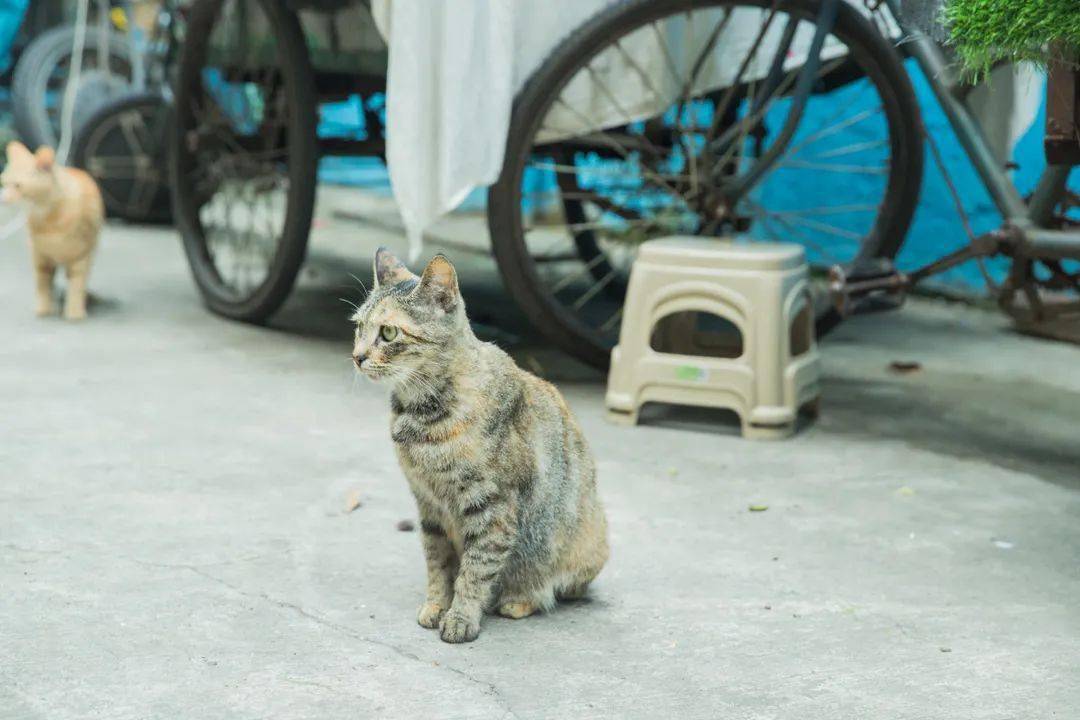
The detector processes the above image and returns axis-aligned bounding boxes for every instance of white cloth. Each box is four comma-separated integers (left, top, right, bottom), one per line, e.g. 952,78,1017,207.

372,1,1043,260
372,0,612,260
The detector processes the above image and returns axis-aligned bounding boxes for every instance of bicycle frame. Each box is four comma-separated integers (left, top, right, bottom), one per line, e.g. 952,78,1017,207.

881,0,1078,257
749,0,1079,271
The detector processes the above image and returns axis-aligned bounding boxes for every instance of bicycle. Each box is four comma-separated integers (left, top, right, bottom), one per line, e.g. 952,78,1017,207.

69,0,182,223
485,0,1079,369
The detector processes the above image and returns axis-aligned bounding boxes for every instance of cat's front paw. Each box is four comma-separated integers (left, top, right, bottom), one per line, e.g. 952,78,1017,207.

439,608,480,643
417,602,446,629
35,302,54,317
64,307,87,321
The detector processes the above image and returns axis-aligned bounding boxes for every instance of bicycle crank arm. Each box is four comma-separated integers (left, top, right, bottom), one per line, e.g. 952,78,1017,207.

828,260,909,317
829,231,1011,317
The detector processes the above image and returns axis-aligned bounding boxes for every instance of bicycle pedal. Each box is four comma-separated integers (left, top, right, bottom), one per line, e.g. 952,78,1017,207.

829,261,908,317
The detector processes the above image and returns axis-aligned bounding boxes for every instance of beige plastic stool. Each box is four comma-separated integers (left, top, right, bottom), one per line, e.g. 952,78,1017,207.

605,236,821,439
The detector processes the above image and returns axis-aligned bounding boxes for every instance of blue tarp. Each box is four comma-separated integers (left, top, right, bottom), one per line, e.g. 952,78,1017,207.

0,0,28,74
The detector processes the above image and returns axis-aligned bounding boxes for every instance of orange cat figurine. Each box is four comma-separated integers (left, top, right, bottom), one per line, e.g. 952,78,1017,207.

1,142,104,319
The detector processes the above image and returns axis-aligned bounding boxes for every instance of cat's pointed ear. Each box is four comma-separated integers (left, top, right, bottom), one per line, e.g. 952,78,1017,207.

413,254,459,311
34,147,55,172
6,141,31,163
372,246,416,288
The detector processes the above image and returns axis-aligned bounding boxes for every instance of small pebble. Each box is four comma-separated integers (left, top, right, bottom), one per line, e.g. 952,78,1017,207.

764,604,772,610
396,519,415,532
344,490,363,514
940,647,952,653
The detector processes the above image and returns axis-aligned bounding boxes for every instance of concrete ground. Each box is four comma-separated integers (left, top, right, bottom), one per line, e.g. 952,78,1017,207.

2,190,1080,719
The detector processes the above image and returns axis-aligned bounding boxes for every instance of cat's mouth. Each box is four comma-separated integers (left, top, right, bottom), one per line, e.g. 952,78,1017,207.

357,363,391,381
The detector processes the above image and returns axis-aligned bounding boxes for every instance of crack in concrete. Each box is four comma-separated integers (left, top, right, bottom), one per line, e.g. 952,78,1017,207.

0,542,66,556
182,565,518,719
3,543,518,716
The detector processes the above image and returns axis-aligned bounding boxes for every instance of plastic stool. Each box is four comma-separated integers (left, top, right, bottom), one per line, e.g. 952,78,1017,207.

605,237,821,439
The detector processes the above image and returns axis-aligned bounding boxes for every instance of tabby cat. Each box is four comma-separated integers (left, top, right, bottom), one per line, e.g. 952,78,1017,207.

1,142,103,320
351,248,609,643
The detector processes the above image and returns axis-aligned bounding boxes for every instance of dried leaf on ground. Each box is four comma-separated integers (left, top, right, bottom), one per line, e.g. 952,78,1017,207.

344,490,363,514
889,360,922,374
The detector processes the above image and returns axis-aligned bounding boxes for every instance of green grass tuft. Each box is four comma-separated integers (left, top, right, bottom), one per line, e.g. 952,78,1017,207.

944,0,1080,75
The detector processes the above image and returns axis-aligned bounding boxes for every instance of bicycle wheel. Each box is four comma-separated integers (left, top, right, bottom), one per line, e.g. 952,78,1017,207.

488,0,923,369
169,0,317,322
12,26,134,150
72,91,173,224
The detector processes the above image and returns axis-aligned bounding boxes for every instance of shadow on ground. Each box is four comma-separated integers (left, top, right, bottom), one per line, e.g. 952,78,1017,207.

819,372,1080,492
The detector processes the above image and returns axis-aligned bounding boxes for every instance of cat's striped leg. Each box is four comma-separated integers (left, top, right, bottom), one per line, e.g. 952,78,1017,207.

416,514,457,630
440,489,518,643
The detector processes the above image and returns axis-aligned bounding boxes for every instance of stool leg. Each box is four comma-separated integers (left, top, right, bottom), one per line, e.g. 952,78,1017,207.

742,421,795,441
606,408,639,426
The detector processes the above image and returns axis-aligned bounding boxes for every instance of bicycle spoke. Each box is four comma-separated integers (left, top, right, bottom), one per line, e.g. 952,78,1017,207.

773,203,879,217
551,251,609,294
705,4,780,143
678,9,736,112
600,305,624,333
787,104,881,160
775,213,865,241
572,266,619,310
808,138,888,160
552,98,689,201
775,160,888,175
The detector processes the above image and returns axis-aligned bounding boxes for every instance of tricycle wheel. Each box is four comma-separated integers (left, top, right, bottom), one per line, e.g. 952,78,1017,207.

72,91,173,224
170,0,317,322
487,0,923,369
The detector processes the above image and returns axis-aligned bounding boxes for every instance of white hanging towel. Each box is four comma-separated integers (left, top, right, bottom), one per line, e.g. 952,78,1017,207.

371,0,612,260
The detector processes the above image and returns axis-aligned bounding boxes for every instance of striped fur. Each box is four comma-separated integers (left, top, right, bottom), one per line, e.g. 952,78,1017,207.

352,248,609,643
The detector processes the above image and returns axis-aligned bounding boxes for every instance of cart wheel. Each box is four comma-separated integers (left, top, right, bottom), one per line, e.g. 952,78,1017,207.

170,0,317,322
12,26,135,151
72,92,173,224
487,0,924,369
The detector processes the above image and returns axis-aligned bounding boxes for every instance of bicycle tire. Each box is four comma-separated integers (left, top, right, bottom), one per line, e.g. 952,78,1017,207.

12,26,134,151
169,0,317,323
71,91,173,225
488,0,924,369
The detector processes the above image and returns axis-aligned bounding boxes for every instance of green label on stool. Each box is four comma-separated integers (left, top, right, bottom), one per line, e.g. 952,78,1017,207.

675,365,707,382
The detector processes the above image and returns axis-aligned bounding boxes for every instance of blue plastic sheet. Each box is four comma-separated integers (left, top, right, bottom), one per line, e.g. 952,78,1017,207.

0,0,29,74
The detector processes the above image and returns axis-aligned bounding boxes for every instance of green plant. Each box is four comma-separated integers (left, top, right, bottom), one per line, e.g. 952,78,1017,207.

944,0,1080,75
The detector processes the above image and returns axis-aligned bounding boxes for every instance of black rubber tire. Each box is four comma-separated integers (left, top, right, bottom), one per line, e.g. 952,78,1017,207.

12,25,135,151
488,0,925,369
71,91,173,225
169,0,317,323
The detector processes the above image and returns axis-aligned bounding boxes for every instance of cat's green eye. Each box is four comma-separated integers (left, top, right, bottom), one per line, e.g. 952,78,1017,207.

380,325,399,342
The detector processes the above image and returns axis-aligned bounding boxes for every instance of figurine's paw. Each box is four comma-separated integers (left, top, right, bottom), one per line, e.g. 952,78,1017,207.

417,602,446,629
439,608,480,643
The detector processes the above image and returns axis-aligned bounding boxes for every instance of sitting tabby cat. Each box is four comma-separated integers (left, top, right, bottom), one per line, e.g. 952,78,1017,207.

351,248,609,643
1,142,103,320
